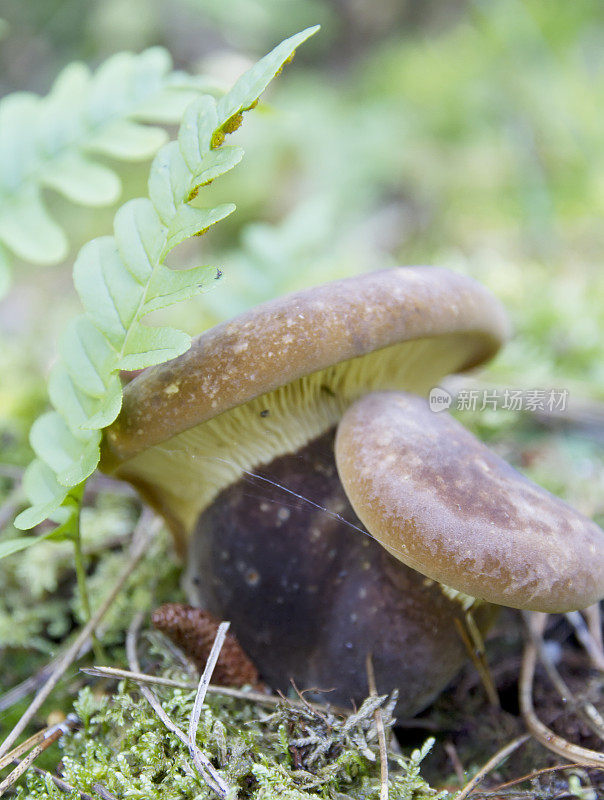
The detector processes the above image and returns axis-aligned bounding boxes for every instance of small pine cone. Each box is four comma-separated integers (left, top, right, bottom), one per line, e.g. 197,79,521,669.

151,602,261,688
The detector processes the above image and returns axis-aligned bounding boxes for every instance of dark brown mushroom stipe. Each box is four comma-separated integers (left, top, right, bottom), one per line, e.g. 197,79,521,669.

187,427,496,714
99,266,604,714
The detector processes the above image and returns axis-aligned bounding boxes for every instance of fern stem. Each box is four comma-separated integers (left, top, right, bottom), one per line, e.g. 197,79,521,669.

72,512,105,664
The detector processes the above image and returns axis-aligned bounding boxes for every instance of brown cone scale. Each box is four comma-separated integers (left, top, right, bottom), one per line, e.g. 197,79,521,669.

151,603,262,688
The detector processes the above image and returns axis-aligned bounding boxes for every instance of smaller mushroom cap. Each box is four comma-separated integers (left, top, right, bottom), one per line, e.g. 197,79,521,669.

335,391,604,613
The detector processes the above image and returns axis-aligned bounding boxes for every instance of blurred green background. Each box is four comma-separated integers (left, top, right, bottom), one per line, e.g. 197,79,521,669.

0,0,603,665
2,0,603,380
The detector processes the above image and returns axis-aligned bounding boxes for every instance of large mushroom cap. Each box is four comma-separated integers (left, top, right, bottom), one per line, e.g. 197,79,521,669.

335,391,604,613
100,267,510,551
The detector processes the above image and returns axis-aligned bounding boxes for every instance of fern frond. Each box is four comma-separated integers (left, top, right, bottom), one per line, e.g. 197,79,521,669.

0,47,220,293
14,26,319,532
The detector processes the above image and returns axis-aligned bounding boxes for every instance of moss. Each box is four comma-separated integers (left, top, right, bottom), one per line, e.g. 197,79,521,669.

14,681,446,800
0,503,182,691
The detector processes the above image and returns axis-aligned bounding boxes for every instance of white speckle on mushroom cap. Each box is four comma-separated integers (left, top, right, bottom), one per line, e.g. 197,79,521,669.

335,391,604,613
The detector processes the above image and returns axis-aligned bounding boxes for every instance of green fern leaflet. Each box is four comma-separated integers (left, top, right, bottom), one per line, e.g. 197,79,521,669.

0,47,221,295
13,26,319,535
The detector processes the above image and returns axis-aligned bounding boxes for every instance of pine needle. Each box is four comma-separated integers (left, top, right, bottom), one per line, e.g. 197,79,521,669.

0,716,78,797
81,664,351,713
188,622,230,791
126,613,230,798
365,653,389,800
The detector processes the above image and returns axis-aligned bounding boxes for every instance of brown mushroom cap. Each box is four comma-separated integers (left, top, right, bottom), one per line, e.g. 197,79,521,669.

100,267,510,552
335,391,604,613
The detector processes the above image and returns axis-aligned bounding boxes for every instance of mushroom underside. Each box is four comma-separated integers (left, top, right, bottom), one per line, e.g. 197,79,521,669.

112,332,495,550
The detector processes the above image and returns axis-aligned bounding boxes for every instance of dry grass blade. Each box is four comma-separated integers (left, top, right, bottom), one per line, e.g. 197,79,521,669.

365,653,388,800
526,615,604,742
82,665,353,713
521,611,604,768
0,716,78,797
188,622,230,789
126,613,229,798
453,734,530,800
0,510,160,759
454,614,499,708
565,610,604,671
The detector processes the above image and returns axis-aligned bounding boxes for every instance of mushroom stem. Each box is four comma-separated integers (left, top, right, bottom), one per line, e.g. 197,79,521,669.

186,427,497,716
